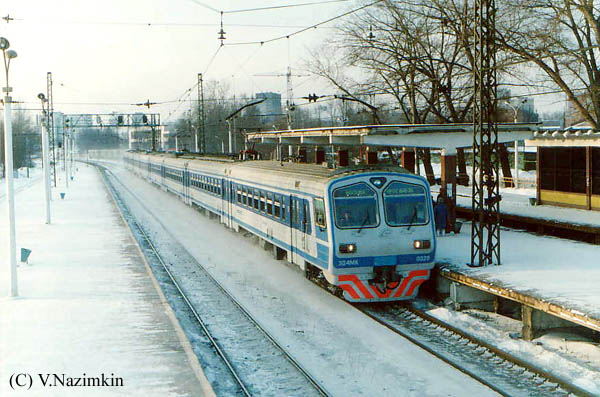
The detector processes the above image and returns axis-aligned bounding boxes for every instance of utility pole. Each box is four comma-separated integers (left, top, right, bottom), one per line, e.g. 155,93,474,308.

38,93,51,224
2,36,18,296
224,98,266,154
471,0,501,267
198,73,205,153
63,120,69,188
47,72,57,187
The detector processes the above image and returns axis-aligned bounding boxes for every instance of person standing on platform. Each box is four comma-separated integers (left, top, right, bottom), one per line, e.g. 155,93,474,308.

434,196,448,236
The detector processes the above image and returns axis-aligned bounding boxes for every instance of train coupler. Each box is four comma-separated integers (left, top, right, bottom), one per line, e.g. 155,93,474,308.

368,266,402,294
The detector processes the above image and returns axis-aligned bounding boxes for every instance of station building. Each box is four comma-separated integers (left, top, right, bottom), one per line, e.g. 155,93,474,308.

526,126,600,210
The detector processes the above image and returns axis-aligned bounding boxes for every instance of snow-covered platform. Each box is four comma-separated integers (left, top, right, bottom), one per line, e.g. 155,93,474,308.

435,219,600,340
450,185,600,243
0,166,213,396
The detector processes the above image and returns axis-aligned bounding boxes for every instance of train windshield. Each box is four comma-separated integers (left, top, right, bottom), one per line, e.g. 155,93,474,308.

383,182,429,226
333,183,379,229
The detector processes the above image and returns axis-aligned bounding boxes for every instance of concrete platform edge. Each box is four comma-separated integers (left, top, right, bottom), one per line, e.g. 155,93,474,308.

439,265,600,334
97,166,216,397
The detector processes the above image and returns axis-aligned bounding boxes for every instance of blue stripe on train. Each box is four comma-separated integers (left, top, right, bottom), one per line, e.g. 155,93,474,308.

333,253,434,268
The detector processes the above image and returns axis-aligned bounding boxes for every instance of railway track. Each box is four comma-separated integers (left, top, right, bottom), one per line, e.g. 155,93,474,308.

97,163,329,397
358,303,593,397
98,159,594,396
0,175,42,199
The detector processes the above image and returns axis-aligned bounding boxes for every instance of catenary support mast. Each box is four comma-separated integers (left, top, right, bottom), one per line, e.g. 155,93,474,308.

471,0,501,267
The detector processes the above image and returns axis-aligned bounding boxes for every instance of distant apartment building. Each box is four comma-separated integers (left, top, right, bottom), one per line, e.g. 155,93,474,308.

255,92,282,125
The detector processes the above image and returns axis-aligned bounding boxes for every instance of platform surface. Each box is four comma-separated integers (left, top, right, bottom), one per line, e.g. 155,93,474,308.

436,219,600,330
0,166,212,396
451,184,600,229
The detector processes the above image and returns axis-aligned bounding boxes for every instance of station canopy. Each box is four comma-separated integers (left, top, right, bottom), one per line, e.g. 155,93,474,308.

526,125,600,148
246,123,540,152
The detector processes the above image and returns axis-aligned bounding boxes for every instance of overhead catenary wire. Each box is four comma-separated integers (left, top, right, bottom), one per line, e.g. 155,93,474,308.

186,0,350,14
224,0,351,14
12,19,335,29
13,84,581,110
224,0,384,46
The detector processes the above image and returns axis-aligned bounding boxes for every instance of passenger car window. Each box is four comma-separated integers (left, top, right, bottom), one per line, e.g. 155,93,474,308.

383,181,428,226
314,198,326,229
333,183,378,229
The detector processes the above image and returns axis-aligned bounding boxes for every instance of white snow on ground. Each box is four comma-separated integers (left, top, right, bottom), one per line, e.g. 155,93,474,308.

427,161,600,227
424,305,600,394
0,165,212,396
405,160,600,393
432,225,600,394
109,162,499,397
436,225,600,323
0,167,42,197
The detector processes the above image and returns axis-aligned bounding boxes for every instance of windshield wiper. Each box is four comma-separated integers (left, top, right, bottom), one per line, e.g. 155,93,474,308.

357,212,371,234
407,206,417,230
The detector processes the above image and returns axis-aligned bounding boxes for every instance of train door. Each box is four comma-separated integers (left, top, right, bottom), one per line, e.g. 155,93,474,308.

227,181,234,228
290,196,307,265
220,179,227,226
183,165,190,205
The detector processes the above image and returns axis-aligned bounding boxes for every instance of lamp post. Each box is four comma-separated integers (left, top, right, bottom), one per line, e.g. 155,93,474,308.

1,36,18,297
63,119,69,188
224,98,266,154
38,93,52,224
504,99,527,188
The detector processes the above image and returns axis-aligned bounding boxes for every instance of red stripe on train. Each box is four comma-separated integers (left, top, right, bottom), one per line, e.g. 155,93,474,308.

339,274,374,299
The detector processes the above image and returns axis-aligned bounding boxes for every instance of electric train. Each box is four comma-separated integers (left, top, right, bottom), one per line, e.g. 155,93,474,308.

124,151,436,302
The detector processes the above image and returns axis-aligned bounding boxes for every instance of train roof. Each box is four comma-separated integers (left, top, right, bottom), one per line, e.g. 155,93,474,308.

128,151,415,196
232,160,410,179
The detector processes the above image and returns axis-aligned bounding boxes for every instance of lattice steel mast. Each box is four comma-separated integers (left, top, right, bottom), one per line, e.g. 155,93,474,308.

471,0,501,267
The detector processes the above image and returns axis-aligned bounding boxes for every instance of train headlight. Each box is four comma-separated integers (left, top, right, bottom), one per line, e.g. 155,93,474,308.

339,243,357,254
413,240,431,249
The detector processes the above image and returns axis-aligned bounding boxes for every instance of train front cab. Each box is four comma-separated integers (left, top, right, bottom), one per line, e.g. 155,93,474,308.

323,173,436,302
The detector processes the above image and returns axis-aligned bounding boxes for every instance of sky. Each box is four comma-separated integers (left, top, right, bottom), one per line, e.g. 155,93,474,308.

0,0,568,127
0,0,359,123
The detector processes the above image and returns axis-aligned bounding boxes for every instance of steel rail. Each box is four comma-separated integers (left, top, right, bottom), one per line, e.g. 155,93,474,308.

405,304,595,397
97,162,329,397
97,164,252,397
303,270,592,396
358,305,515,397
108,158,590,396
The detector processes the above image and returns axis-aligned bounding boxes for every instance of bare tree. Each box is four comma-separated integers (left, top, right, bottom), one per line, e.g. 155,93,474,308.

308,0,484,124
497,0,600,128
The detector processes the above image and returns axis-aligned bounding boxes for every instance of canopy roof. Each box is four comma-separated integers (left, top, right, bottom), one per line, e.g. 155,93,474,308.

246,123,540,153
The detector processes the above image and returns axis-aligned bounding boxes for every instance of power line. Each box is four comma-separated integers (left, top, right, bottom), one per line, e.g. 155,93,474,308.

186,0,220,13
225,0,351,14
185,0,351,14
10,18,331,29
223,0,383,46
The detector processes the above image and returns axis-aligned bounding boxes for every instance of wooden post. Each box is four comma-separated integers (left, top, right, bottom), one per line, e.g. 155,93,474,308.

401,148,416,173
441,149,457,233
366,150,378,165
338,150,349,167
522,305,534,341
499,143,514,188
586,146,591,210
457,148,469,185
315,149,325,164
